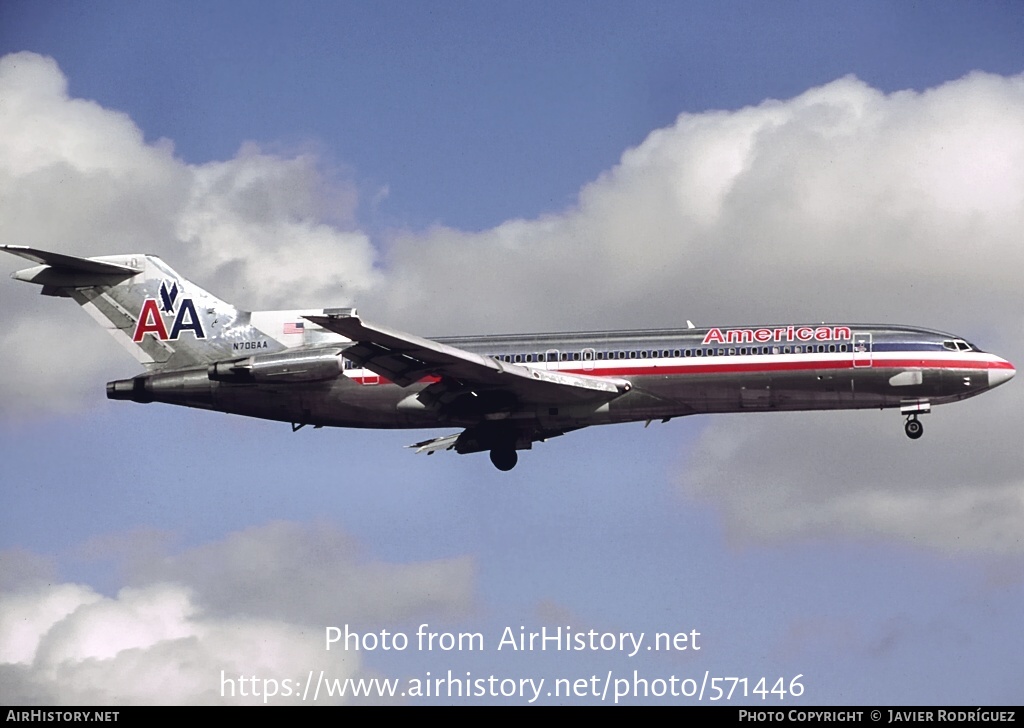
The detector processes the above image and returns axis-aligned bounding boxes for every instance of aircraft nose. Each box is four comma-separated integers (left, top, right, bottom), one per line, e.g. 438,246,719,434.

988,362,1016,389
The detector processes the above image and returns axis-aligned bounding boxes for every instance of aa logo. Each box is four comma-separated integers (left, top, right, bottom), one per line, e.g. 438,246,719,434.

132,279,206,342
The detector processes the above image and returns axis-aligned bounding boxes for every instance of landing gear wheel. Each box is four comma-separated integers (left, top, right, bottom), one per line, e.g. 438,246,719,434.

489,448,518,471
904,416,923,440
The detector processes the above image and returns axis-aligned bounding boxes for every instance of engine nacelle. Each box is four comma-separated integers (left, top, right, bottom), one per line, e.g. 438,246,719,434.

208,348,344,384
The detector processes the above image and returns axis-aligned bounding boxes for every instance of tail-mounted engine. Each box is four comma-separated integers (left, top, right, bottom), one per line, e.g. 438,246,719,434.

207,348,345,384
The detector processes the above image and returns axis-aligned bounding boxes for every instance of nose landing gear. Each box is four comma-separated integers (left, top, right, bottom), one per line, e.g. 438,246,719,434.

904,414,923,440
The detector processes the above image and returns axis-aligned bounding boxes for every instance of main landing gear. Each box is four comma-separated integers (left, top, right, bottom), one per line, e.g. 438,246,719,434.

904,414,923,440
489,448,518,471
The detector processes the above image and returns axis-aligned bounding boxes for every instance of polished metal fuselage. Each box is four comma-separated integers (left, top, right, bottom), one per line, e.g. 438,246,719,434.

144,323,1014,433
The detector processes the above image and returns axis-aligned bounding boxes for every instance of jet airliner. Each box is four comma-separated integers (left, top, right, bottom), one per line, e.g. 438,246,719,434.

3,246,1015,470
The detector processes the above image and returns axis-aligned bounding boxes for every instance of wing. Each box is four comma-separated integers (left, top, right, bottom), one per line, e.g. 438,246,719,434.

304,311,632,407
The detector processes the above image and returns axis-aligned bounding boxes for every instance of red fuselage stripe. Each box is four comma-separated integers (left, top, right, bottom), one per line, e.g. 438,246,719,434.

346,357,1012,385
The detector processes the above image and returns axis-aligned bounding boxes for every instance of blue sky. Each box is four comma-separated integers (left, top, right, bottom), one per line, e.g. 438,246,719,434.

1,1,1022,705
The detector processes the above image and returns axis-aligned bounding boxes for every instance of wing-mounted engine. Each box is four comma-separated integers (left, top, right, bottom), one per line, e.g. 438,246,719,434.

207,347,345,384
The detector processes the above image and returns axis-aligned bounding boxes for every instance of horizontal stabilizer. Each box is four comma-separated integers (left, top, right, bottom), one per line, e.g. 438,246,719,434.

2,245,142,277
3,246,266,371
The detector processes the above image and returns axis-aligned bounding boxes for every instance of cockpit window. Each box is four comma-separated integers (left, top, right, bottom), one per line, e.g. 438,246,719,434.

944,339,975,352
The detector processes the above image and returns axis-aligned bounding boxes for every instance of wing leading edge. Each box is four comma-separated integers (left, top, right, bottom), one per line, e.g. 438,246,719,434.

304,311,632,405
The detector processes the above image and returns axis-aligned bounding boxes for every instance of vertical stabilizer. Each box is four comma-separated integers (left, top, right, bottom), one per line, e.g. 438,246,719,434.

3,246,292,370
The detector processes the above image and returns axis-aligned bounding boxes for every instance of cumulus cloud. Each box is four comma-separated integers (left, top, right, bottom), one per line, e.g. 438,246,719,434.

0,521,474,704
680,404,1024,554
0,581,356,705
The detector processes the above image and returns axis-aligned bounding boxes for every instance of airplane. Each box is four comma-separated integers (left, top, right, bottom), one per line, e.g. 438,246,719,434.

3,245,1016,471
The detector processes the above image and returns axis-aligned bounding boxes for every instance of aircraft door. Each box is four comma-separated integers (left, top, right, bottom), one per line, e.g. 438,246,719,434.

582,348,595,371
545,349,559,371
853,332,872,368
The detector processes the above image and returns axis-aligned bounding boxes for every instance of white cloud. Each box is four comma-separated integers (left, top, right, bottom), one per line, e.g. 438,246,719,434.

176,143,379,309
0,583,102,666
0,521,474,704
0,581,358,705
678,399,1024,554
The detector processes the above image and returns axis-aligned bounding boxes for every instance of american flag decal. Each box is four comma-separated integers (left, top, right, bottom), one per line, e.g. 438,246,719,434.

283,322,305,335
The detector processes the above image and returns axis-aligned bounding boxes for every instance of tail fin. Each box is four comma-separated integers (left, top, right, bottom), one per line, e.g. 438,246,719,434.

3,246,293,371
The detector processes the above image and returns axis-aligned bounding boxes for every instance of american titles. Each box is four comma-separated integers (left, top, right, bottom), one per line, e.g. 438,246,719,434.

702,325,852,346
